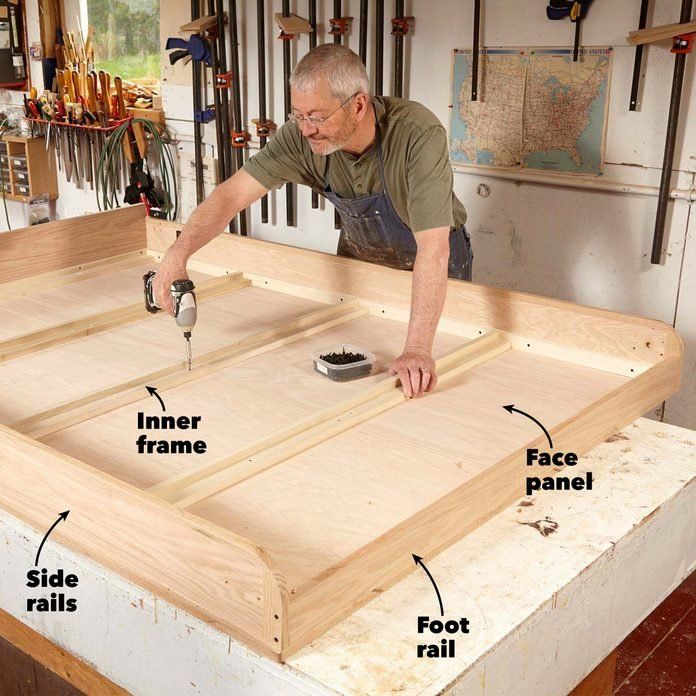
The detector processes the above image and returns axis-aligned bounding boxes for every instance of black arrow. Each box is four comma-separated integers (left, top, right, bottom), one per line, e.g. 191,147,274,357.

146,386,166,412
412,554,444,616
35,511,70,566
503,404,553,448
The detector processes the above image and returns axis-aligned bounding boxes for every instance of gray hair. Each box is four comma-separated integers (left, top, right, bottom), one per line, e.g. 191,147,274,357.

289,44,371,102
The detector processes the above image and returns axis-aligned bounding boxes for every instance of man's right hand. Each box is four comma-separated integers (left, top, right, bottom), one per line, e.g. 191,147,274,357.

152,252,189,316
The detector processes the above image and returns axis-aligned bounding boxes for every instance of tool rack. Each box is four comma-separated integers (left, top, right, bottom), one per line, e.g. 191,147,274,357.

0,206,682,661
24,115,133,143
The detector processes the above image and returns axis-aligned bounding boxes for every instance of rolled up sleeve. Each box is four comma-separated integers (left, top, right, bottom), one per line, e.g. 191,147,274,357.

406,125,456,234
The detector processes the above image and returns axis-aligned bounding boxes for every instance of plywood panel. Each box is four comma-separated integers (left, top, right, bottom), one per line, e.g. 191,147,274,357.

0,287,323,423
43,315,466,489
0,207,146,282
189,349,628,589
148,220,675,365
0,262,200,341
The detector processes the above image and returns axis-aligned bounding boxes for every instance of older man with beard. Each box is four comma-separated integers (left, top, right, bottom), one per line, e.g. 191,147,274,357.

154,44,472,398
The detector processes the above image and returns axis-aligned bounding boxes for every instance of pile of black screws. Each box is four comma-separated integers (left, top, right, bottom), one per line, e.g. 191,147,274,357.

319,347,366,365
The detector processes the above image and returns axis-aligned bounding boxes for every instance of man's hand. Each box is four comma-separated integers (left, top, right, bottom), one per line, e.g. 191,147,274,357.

152,251,189,316
389,349,437,398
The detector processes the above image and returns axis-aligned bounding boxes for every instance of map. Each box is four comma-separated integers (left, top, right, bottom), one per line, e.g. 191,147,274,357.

449,48,612,175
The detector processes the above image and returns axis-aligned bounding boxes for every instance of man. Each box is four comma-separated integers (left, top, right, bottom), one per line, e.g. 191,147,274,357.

154,44,472,398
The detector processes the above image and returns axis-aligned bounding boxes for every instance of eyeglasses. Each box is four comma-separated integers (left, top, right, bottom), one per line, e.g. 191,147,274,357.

288,93,359,125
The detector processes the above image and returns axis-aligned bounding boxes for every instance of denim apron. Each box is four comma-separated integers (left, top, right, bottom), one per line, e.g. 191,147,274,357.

322,117,473,280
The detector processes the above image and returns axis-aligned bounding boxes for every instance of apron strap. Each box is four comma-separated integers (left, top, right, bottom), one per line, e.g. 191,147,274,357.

322,148,330,182
374,121,388,188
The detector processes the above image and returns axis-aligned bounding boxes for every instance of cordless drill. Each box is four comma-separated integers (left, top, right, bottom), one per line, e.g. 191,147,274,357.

143,271,197,370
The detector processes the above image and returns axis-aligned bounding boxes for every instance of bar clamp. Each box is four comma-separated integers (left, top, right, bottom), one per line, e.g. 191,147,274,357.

672,32,695,54
391,17,414,36
252,118,275,138
329,17,352,37
231,130,250,148
216,72,233,89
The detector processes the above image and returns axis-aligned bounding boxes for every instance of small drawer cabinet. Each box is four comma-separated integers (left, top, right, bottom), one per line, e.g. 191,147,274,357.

0,134,58,202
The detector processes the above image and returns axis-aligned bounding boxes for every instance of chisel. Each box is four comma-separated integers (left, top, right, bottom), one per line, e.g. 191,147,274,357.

55,100,70,182
87,71,99,113
70,106,82,186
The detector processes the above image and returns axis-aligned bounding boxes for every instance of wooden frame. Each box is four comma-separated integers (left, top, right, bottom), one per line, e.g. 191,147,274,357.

0,210,682,661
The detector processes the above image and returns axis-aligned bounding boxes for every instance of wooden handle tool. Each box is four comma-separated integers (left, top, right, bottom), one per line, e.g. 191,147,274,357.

87,70,98,113
114,76,127,118
98,72,111,125
71,70,80,103
113,75,137,162
79,62,88,99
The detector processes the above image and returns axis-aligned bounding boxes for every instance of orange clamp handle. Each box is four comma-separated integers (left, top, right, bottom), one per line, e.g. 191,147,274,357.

391,17,414,36
672,32,695,54
231,130,250,148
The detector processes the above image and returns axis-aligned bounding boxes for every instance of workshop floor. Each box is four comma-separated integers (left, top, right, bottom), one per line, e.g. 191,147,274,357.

613,569,696,695
1,571,694,695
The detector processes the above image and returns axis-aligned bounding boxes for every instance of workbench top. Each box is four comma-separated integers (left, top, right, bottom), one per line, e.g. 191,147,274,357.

1,416,693,695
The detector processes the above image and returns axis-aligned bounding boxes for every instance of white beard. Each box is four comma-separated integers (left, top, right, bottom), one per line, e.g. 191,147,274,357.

308,137,349,156
306,115,357,156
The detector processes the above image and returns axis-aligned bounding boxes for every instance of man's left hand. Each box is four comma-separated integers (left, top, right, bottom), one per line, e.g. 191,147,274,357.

388,349,437,398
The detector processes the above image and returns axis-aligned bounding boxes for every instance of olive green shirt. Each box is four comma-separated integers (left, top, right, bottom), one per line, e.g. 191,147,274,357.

243,96,467,234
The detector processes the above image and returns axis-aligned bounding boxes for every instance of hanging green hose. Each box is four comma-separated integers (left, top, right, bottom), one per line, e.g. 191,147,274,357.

0,119,11,231
95,117,178,220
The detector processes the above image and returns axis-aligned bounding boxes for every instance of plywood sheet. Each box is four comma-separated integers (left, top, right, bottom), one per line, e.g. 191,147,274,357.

189,349,629,589
0,286,322,422
43,315,465,489
0,262,191,340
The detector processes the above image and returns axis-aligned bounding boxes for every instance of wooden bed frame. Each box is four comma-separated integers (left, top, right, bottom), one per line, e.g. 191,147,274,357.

0,206,682,661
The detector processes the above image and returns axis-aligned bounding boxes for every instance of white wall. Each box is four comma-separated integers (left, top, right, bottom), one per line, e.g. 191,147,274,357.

163,0,695,428
2,0,695,428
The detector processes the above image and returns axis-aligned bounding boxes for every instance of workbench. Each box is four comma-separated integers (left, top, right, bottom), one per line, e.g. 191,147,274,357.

1,417,693,695
0,206,691,693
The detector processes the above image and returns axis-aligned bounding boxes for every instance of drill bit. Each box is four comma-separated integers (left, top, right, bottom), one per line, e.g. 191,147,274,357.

185,334,192,370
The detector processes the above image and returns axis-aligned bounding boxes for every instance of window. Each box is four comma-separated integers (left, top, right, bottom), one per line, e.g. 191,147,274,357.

85,0,160,79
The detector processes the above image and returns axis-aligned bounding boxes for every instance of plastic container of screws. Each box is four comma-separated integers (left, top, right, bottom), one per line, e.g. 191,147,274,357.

311,344,376,382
